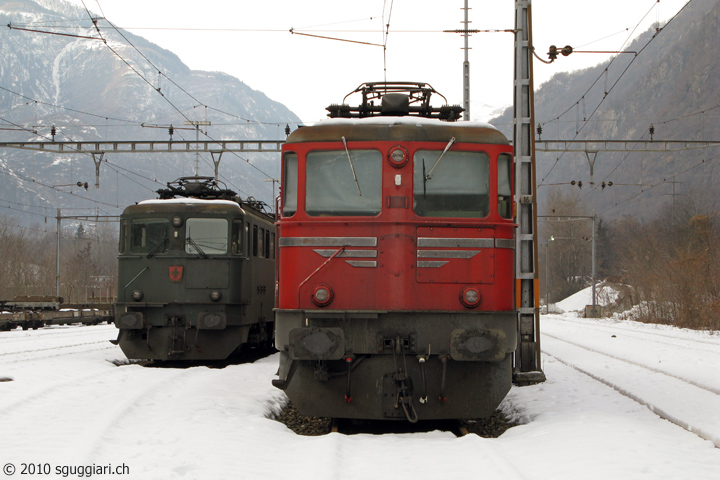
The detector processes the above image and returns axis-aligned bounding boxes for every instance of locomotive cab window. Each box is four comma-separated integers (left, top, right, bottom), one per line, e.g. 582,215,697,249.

413,150,490,217
231,220,244,255
129,218,169,254
258,227,265,258
498,153,513,219
306,149,382,216
283,153,298,217
185,218,228,255
119,220,127,254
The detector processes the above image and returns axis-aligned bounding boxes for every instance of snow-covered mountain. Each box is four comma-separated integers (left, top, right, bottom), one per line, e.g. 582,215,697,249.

0,0,301,225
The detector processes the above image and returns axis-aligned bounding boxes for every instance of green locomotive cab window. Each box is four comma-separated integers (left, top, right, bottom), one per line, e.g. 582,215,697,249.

185,218,228,255
119,220,127,254
129,218,169,255
264,229,271,258
306,149,382,216
413,150,490,218
258,227,265,258
283,153,298,217
231,220,244,255
498,153,513,219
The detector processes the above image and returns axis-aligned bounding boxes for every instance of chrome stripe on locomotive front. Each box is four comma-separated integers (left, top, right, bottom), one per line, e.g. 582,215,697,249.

279,237,378,247
312,249,378,258
417,250,481,259
417,237,494,248
344,260,378,268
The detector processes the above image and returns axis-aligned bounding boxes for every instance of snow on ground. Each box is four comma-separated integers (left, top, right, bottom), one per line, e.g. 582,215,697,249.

1,307,719,479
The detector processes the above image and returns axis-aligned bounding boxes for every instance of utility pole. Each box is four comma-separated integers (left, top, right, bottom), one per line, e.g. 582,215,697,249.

185,120,211,176
56,208,61,300
462,0,471,120
513,0,545,383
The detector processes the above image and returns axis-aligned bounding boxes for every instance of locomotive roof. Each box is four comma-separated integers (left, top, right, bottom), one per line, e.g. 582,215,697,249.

137,198,241,207
122,198,245,215
285,117,510,145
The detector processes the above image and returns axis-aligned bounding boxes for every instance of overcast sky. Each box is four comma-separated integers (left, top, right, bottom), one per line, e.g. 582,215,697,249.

65,0,690,125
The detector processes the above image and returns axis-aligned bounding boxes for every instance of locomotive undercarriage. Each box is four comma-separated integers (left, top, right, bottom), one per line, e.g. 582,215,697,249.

274,310,516,421
116,305,272,361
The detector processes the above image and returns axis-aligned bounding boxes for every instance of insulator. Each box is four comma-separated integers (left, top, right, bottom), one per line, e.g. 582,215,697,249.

548,45,558,60
285,124,291,136
50,125,56,137
168,125,174,137
537,125,543,136
561,45,573,56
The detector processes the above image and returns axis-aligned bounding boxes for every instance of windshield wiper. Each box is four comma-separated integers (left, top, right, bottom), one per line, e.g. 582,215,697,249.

341,136,362,196
425,137,456,181
422,158,427,198
146,234,167,258
186,237,208,258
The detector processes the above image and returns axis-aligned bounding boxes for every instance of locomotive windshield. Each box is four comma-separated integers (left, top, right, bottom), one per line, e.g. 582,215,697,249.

129,218,169,254
413,150,490,217
305,149,382,216
185,218,228,255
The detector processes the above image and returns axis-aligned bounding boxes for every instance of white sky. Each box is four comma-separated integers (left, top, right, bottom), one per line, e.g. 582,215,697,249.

66,0,690,125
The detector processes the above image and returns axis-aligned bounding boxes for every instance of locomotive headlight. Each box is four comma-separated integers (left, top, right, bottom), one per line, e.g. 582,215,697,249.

460,287,482,308
388,145,409,168
172,216,183,228
131,289,144,302
311,285,333,307
209,290,222,302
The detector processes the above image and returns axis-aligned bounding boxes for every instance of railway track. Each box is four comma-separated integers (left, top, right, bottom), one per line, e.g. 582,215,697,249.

541,329,720,447
545,315,720,351
0,325,117,365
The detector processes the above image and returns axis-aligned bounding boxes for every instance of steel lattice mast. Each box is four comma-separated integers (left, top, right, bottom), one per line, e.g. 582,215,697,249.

513,0,545,383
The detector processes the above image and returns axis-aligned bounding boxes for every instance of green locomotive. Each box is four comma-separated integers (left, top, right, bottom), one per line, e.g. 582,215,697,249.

114,177,275,361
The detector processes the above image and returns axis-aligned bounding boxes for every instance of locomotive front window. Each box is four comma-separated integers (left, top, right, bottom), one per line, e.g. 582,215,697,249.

413,150,490,217
129,218,169,254
306,149,382,216
185,218,228,255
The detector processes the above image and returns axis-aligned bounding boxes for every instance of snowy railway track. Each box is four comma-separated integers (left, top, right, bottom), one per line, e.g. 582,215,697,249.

0,325,109,344
541,325,720,448
0,325,117,365
543,332,720,396
0,340,115,364
545,315,720,351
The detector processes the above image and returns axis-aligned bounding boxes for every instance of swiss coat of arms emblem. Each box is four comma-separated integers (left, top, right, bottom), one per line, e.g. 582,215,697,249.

169,266,183,282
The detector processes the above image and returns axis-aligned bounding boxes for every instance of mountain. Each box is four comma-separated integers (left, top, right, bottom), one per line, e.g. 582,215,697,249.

0,0,301,226
491,0,720,220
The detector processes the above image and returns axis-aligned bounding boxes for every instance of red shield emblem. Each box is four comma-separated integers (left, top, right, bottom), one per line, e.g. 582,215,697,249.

169,266,183,283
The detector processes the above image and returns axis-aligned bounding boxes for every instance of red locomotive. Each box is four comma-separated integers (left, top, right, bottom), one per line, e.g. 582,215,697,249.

273,82,517,421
